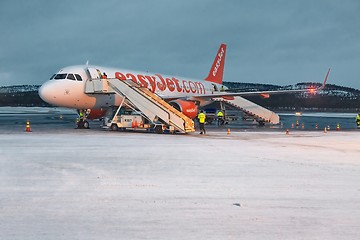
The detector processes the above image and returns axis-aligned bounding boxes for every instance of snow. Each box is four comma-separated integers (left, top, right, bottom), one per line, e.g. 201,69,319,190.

0,130,360,239
0,106,76,114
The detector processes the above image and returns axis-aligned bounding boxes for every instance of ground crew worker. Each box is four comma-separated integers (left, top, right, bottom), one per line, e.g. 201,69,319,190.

77,110,85,128
197,110,206,134
220,85,225,92
217,110,224,126
356,113,360,127
102,72,108,79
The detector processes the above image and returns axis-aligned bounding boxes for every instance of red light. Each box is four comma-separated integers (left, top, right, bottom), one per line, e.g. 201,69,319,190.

308,87,316,94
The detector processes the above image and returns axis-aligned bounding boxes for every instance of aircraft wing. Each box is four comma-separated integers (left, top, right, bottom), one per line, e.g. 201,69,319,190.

196,88,313,99
160,88,314,101
182,68,330,101
161,85,322,101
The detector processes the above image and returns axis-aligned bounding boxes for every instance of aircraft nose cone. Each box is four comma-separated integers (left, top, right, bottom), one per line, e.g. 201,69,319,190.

38,81,57,105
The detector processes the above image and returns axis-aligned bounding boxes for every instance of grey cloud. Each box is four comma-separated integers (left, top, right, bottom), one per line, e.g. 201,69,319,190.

0,0,359,89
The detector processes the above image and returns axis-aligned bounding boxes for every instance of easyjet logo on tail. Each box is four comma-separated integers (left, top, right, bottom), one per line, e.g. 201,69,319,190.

205,43,227,85
212,47,225,77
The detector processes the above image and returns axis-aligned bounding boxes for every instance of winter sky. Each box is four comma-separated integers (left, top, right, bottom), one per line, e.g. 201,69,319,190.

1,0,360,89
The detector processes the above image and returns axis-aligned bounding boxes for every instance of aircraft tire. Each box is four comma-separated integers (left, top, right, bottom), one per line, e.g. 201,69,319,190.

83,120,90,129
77,120,84,129
258,120,265,127
111,124,118,131
155,125,164,134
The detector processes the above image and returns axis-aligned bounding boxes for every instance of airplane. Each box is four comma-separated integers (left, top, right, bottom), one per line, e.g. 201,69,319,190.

39,44,328,129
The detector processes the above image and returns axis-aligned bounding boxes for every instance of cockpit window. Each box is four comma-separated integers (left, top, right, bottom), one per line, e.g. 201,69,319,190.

52,72,82,80
67,74,76,80
54,74,67,80
75,74,82,81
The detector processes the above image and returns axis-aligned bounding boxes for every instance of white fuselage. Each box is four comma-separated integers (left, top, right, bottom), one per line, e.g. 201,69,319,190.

39,65,225,109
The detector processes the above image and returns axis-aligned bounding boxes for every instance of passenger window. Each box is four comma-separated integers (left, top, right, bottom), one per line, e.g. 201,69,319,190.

54,74,67,80
49,74,56,80
75,74,83,81
67,74,76,80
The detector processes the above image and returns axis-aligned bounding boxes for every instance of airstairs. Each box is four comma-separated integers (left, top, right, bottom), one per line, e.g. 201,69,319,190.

215,96,280,124
85,78,195,133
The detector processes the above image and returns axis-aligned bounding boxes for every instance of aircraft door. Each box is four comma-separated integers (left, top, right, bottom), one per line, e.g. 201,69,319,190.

212,83,218,92
86,68,102,80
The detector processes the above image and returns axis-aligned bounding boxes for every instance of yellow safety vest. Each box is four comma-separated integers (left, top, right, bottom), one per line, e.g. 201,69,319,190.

217,111,224,117
198,112,206,123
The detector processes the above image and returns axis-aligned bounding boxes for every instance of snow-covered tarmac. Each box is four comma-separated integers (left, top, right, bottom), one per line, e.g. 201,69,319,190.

1,130,359,239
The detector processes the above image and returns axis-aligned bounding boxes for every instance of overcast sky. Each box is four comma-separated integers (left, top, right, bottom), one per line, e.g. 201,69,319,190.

1,0,360,89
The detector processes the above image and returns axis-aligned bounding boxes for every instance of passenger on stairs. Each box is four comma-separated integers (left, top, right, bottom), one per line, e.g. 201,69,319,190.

197,110,206,134
102,72,107,79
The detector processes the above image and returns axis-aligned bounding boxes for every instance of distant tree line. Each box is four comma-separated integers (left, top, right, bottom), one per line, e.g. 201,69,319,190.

223,81,360,112
0,91,49,107
243,94,360,112
0,83,359,111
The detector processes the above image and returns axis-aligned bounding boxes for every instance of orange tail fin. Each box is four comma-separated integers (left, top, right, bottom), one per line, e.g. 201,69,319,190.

205,43,227,85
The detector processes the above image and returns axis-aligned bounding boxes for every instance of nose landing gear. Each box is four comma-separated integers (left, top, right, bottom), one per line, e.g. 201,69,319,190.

76,109,90,129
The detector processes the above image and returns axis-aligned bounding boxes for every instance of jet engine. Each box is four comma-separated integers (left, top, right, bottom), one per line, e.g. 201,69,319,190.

169,100,198,119
87,108,108,120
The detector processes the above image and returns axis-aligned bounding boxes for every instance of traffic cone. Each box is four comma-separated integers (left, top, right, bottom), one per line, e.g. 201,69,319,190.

227,128,231,135
336,123,340,131
291,123,294,128
324,127,327,133
25,120,31,132
301,123,304,129
132,120,138,128
286,129,289,135
315,123,318,129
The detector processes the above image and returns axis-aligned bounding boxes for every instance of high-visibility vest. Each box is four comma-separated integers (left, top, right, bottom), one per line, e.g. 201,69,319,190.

217,111,224,117
198,113,206,123
356,115,360,121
